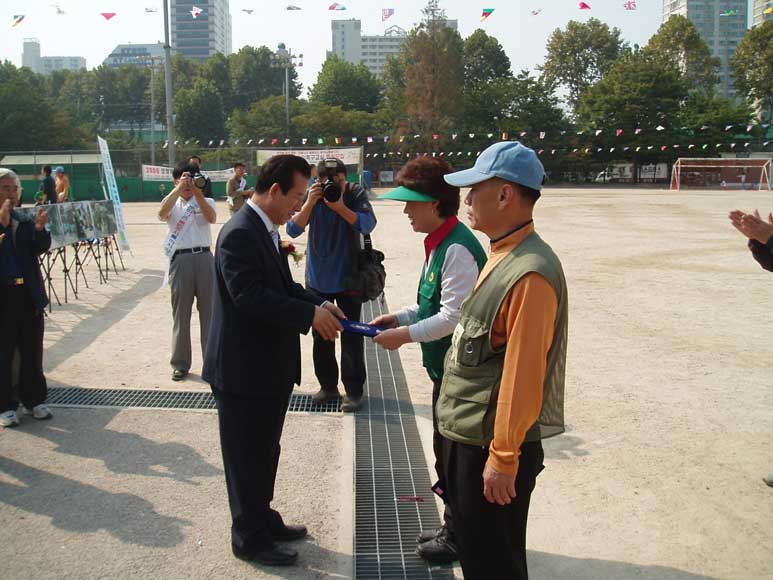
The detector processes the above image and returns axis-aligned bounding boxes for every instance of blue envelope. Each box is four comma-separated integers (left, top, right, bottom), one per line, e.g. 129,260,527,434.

341,319,382,338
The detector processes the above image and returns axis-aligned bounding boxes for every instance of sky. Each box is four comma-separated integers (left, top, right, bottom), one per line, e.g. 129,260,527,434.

1,0,666,95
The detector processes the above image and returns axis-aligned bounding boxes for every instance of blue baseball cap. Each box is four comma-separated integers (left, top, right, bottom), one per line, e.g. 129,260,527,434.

53,166,65,173
444,141,545,191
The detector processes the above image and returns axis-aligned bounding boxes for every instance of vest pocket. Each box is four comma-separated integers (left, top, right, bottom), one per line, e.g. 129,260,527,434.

439,370,495,444
453,318,491,367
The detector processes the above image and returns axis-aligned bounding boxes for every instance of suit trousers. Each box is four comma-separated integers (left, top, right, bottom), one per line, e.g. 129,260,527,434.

169,251,214,372
0,286,47,412
310,290,365,397
442,437,545,580
213,388,291,553
431,379,454,538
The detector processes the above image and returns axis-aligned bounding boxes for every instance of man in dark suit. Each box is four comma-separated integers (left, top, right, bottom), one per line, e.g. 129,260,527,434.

0,169,52,428
203,155,345,566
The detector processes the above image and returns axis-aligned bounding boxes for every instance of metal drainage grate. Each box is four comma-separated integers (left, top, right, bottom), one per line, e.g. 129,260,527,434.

355,298,453,580
46,387,342,413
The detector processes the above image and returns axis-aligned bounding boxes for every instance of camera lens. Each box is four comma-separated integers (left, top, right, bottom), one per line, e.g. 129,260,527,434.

323,181,341,202
193,175,207,189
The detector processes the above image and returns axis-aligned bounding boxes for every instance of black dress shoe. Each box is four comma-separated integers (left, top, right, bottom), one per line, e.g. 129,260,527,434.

416,524,445,544
273,524,308,542
172,369,188,381
416,534,459,564
233,544,298,566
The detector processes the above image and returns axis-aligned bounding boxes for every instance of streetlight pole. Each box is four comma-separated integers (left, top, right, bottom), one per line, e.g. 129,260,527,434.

162,0,175,165
270,44,303,140
150,58,156,165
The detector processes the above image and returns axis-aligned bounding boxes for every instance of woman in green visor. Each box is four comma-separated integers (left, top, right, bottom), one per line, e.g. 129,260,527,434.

370,156,486,564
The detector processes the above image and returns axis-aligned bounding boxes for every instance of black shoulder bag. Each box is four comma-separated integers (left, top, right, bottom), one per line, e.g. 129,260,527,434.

343,185,386,301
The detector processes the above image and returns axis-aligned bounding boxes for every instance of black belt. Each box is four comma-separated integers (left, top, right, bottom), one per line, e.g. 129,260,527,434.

172,247,210,258
4,277,24,287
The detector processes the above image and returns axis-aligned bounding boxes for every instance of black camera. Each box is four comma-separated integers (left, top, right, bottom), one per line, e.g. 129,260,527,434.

192,173,208,190
319,159,343,202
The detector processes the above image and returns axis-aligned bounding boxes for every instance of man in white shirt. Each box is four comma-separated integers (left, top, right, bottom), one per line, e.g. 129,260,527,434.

158,162,217,381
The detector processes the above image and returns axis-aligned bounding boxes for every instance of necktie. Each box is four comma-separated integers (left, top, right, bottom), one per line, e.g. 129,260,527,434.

270,229,280,253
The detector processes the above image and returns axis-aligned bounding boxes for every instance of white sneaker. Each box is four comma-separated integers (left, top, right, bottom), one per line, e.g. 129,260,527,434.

30,404,52,421
764,473,773,488
0,410,20,427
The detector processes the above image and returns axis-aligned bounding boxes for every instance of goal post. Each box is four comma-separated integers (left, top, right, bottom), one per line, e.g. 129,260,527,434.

670,158,772,191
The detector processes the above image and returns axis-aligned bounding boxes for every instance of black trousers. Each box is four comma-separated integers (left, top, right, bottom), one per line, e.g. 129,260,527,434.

431,379,454,538
0,286,47,413
213,388,291,553
310,290,365,398
442,437,545,580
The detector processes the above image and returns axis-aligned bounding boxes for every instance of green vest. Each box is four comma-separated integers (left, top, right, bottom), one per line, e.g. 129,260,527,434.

436,231,568,445
417,222,487,381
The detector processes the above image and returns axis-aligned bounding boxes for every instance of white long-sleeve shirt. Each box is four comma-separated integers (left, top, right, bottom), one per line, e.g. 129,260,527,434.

394,244,481,343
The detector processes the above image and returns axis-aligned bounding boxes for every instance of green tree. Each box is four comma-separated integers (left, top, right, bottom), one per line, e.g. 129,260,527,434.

680,93,753,146
293,105,384,140
541,18,628,112
731,21,773,122
646,15,719,96
576,49,686,178
463,29,511,88
402,9,465,143
174,77,227,142
228,96,307,141
380,51,409,128
0,62,87,150
309,55,382,112
461,30,513,134
228,46,299,112
200,52,231,113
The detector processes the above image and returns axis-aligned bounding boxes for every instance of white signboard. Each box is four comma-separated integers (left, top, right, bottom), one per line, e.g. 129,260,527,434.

379,171,394,184
256,147,362,167
97,136,131,254
142,164,235,182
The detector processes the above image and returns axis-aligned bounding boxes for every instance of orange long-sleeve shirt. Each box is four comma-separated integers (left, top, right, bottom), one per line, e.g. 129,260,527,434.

475,222,558,476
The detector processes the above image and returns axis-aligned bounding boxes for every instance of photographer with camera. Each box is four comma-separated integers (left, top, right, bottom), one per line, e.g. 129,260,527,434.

158,161,217,382
286,158,377,412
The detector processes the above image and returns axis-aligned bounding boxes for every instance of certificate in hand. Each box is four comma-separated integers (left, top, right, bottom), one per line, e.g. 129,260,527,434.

341,319,382,338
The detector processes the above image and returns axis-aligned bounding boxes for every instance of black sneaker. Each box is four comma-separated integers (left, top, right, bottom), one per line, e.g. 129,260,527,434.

341,395,362,413
312,388,339,405
416,534,459,564
416,524,445,544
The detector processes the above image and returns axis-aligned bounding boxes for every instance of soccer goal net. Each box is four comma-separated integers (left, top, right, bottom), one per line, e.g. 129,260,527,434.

670,158,772,191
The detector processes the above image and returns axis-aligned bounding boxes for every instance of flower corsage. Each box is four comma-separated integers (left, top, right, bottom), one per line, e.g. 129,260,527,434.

280,241,305,266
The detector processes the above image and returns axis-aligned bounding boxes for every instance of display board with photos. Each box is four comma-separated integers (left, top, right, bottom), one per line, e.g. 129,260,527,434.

17,201,118,250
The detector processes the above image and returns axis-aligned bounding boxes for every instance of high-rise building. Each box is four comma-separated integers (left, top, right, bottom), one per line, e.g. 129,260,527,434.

171,0,232,62
752,0,772,27
662,0,748,100
331,20,409,78
22,38,41,72
21,39,86,74
103,43,167,68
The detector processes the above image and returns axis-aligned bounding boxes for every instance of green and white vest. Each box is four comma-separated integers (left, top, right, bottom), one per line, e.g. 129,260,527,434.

417,222,487,381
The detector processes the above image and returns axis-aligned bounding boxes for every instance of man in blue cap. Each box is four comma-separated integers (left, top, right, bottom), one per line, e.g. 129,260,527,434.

435,141,568,580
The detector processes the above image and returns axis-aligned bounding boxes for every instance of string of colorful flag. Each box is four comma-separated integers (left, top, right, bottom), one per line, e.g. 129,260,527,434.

159,123,773,155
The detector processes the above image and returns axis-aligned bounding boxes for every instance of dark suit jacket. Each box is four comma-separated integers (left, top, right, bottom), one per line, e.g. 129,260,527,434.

203,203,324,397
4,210,51,311
749,238,773,272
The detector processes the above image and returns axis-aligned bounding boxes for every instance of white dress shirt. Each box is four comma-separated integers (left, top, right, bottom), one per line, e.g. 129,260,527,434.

166,196,216,250
246,198,280,252
394,244,481,343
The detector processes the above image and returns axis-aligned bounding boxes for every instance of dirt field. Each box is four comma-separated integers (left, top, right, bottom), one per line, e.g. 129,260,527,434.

1,187,772,579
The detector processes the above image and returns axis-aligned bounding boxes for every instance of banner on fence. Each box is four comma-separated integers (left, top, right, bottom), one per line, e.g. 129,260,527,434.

98,136,131,254
17,201,118,250
141,165,236,182
256,147,363,167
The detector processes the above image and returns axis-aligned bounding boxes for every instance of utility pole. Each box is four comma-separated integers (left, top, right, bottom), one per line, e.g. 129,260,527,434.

162,0,175,165
270,44,303,140
150,58,156,165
